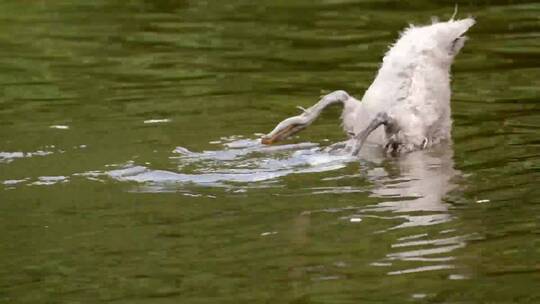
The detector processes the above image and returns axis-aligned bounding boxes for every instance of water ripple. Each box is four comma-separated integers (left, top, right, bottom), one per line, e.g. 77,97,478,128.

107,138,354,189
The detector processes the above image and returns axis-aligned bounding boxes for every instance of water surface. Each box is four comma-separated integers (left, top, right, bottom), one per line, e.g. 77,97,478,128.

1,1,539,303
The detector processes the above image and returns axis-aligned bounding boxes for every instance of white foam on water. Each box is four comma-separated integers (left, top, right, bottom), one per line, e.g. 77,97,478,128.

30,176,69,186
0,150,53,163
104,137,356,189
143,119,171,124
0,152,25,163
50,125,69,130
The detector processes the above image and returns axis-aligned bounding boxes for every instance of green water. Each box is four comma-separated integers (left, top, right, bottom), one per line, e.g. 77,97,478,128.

1,1,539,303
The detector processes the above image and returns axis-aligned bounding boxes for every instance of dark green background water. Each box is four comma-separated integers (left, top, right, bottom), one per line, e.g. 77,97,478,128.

1,1,539,303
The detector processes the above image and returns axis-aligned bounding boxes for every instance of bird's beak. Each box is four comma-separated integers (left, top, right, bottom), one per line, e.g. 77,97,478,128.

260,105,316,145
261,123,307,145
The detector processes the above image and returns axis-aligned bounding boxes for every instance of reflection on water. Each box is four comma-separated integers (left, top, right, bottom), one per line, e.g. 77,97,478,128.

274,141,474,277
4,132,473,279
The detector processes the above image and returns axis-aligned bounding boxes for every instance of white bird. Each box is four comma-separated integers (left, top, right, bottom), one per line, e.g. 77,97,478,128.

261,16,475,156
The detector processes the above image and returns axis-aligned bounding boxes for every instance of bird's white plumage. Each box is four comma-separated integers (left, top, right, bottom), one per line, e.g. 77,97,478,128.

344,18,475,150
263,17,475,155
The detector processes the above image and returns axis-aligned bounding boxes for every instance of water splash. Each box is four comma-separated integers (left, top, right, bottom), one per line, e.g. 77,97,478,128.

107,137,354,190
